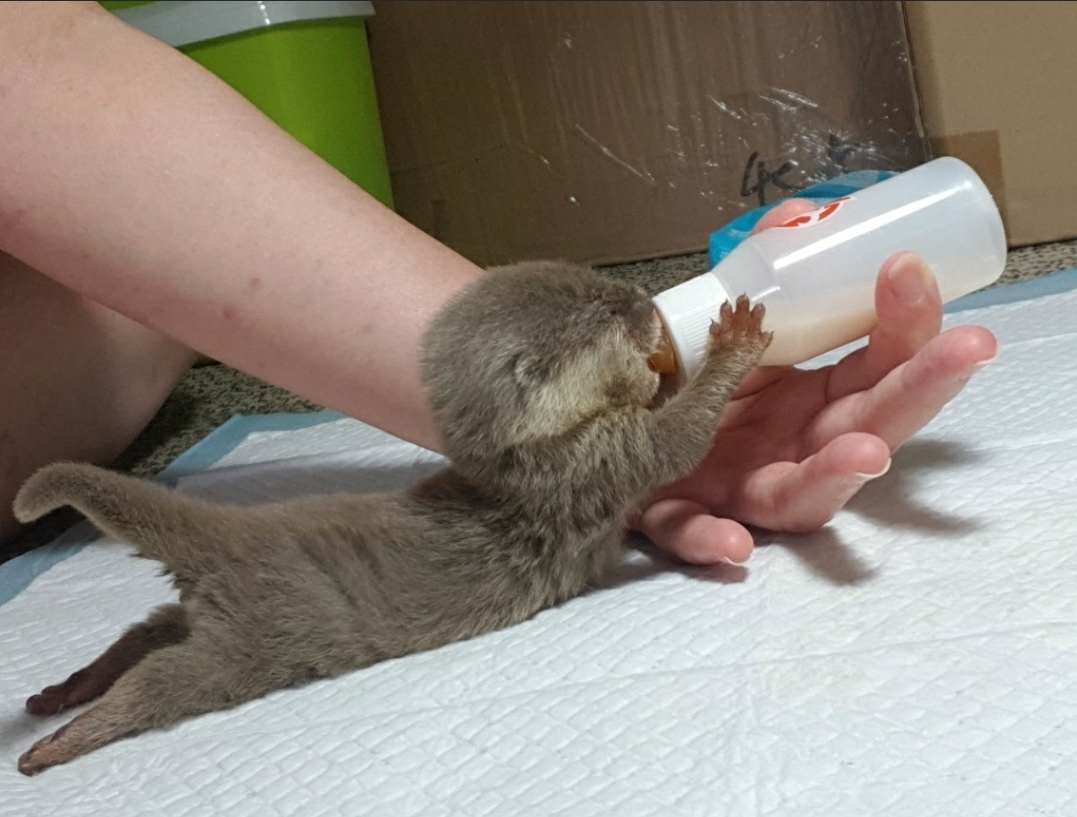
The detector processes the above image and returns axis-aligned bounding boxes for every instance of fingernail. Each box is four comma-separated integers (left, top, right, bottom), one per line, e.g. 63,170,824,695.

854,459,892,482
959,352,1000,383
719,554,750,567
971,350,1000,371
887,254,929,307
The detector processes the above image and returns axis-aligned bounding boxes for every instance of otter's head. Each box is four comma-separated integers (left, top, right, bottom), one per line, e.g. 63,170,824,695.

421,261,664,473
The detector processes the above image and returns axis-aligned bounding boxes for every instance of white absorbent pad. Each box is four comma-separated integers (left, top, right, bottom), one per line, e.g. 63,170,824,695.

2,271,1077,816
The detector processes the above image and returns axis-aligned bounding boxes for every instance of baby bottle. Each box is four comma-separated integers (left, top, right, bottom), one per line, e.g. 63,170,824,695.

649,157,1007,383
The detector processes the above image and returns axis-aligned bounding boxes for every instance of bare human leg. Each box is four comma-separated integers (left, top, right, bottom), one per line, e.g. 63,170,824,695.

0,252,198,543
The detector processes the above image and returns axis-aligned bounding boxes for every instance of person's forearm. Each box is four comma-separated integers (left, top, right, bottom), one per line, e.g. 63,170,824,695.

0,1,481,451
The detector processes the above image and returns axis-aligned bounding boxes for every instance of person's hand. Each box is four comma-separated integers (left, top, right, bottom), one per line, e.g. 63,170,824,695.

636,199,999,565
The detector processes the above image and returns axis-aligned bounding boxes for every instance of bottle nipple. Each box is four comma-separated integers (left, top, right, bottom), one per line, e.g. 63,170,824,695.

647,330,678,375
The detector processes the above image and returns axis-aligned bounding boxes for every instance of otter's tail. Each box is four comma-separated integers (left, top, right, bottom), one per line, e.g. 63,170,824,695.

14,462,235,579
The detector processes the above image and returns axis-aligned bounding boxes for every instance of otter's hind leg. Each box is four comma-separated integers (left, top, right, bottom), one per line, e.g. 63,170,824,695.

26,604,189,716
18,624,286,776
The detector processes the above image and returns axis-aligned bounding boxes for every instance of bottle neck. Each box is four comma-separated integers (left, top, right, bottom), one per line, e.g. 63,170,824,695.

649,272,732,385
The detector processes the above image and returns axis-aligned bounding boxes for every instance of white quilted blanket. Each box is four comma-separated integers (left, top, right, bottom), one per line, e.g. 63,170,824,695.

2,272,1076,816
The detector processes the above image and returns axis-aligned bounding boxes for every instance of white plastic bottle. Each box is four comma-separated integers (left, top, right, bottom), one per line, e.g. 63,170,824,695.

649,157,1007,383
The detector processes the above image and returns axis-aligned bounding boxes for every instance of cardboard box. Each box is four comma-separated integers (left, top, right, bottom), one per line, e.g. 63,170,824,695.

367,1,926,267
904,1,1077,247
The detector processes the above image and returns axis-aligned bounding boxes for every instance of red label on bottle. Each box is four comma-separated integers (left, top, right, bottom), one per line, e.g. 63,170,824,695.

774,196,852,229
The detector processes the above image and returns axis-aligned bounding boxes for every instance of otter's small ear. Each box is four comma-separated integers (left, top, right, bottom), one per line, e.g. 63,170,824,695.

511,354,552,388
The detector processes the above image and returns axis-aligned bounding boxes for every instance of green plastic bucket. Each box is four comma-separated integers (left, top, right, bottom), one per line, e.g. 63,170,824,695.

102,1,394,209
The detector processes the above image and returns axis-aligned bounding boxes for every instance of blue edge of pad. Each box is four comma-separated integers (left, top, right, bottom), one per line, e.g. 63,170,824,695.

3,265,1077,608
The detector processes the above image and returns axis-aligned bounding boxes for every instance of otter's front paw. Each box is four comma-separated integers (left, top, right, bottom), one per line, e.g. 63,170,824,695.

709,295,772,358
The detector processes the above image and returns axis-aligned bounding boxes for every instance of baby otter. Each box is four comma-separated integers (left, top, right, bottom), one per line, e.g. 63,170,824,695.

12,260,771,775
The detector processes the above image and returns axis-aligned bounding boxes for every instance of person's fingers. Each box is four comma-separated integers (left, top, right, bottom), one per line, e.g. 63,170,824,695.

638,198,819,562
751,198,817,234
636,498,755,566
827,252,944,399
811,324,998,453
735,432,892,532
